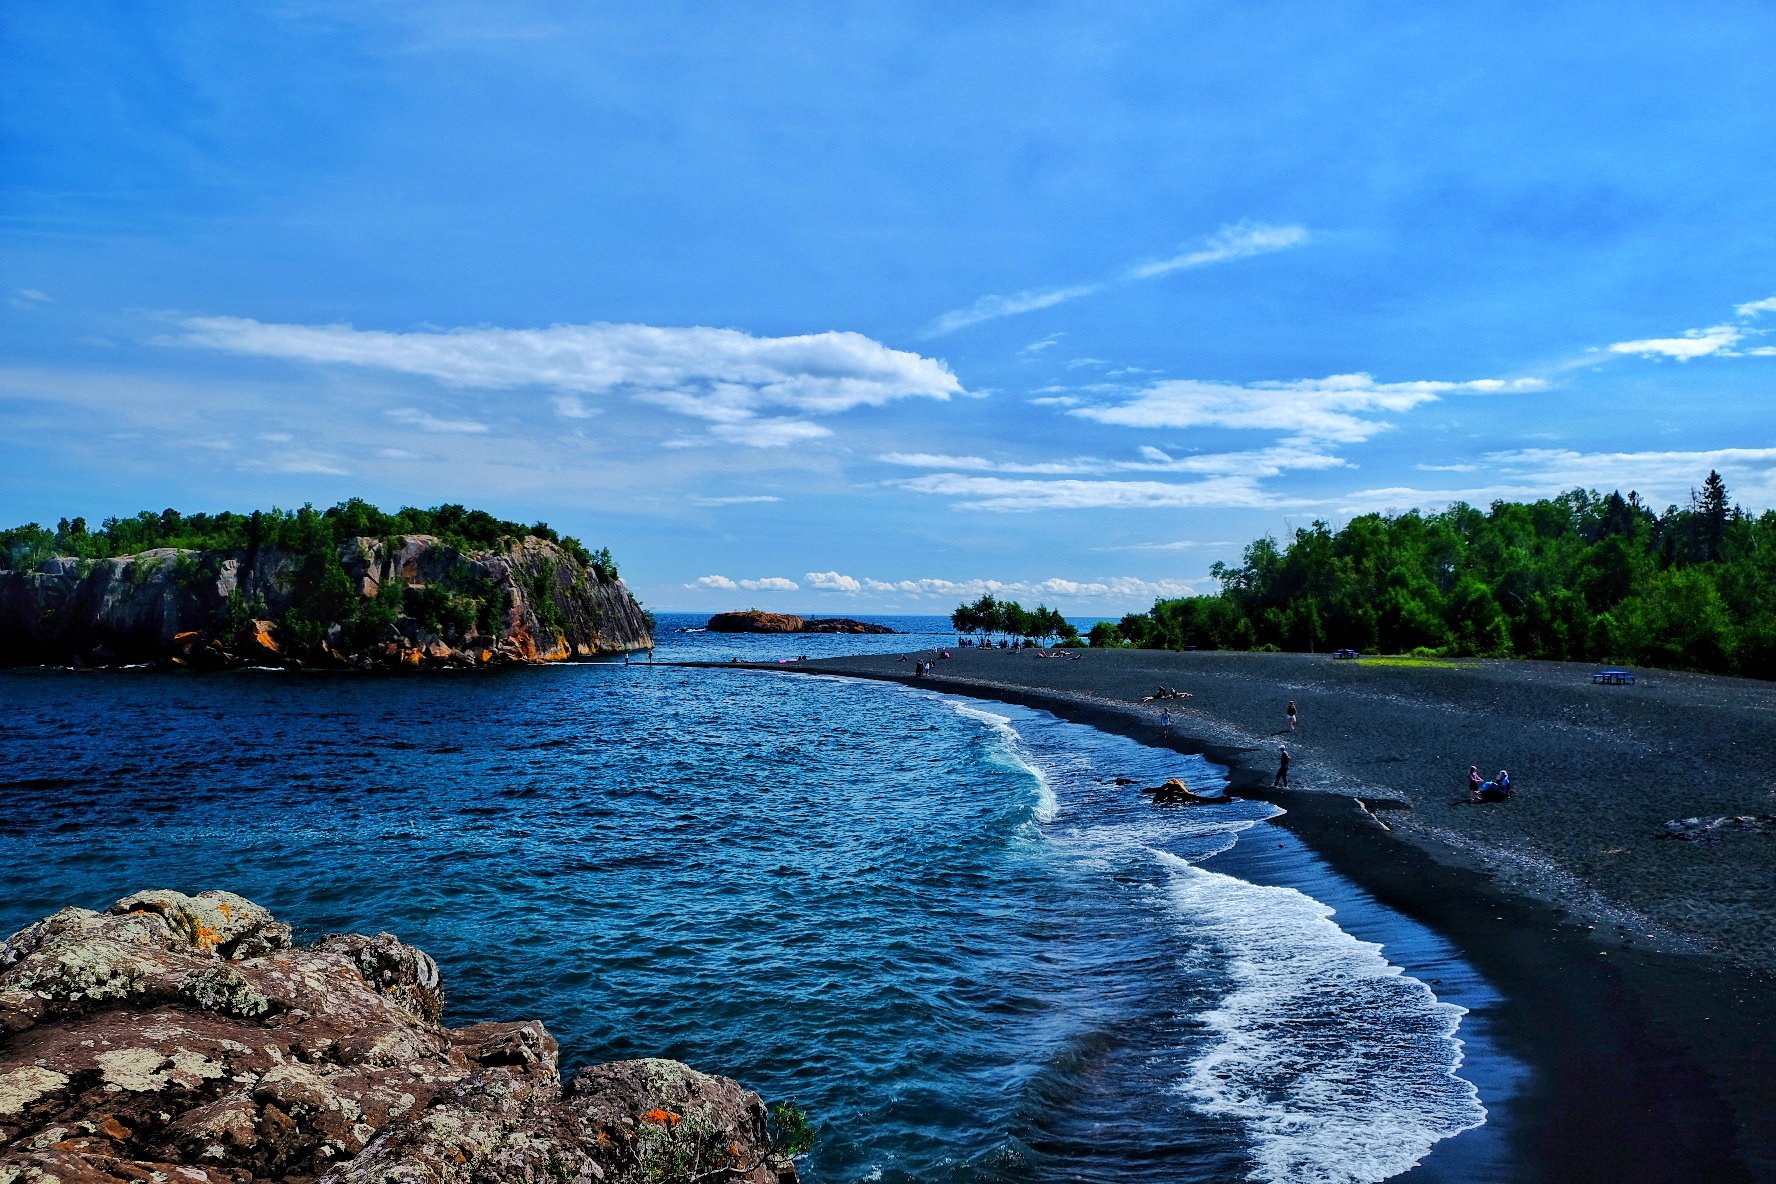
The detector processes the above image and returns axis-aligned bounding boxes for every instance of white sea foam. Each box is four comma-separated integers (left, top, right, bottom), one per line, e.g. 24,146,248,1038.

949,700,1058,821
1160,851,1485,1184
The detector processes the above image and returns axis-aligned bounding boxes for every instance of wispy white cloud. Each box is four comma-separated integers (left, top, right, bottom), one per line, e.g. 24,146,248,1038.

925,220,1308,336
897,473,1294,512
1604,295,1776,361
1020,332,1065,354
800,571,1205,605
1124,220,1311,280
388,406,490,433
1333,446,1776,514
1606,324,1743,361
927,284,1101,336
174,316,961,448
692,494,782,506
8,288,53,309
1072,372,1544,443
878,442,1345,478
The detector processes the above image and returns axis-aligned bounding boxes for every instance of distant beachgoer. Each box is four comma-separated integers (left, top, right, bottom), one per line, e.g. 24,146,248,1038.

1274,745,1289,787
1497,770,1511,796
1159,708,1172,731
1468,765,1483,798
1286,701,1298,730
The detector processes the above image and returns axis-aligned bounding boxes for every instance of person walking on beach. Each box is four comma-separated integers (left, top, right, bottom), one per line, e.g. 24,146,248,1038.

1286,700,1298,730
1274,745,1289,787
1159,707,1172,735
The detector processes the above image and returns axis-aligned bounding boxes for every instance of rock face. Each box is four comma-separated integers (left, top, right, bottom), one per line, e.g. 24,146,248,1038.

0,891,796,1184
705,612,891,635
0,536,652,670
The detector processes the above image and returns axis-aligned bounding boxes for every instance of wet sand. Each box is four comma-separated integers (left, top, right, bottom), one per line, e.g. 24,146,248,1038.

782,647,1776,1182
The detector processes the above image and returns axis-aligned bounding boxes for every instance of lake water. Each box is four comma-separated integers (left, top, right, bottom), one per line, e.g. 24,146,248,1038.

0,615,1517,1182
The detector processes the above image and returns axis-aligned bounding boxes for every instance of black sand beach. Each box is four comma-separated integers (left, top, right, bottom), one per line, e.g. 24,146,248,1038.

780,648,1776,1183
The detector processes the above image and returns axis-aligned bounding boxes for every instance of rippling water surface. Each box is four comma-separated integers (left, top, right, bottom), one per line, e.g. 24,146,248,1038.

1,631,1511,1182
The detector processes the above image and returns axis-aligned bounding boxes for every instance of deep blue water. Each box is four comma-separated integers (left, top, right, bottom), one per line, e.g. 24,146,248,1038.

0,651,1516,1183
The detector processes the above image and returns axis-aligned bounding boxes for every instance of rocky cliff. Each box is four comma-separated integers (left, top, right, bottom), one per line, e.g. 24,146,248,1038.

0,536,652,670
0,891,797,1184
705,613,892,635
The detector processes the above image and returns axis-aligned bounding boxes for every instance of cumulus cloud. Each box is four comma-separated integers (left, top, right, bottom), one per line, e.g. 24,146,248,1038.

1071,372,1545,443
174,316,961,447
805,570,862,592
1734,296,1776,318
388,407,490,433
925,220,1308,336
691,574,799,591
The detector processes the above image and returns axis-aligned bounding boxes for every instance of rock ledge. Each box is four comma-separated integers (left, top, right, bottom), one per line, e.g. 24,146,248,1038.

0,891,795,1184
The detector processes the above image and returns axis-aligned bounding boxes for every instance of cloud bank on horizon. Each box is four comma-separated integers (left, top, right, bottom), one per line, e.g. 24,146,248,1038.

4,3,1775,612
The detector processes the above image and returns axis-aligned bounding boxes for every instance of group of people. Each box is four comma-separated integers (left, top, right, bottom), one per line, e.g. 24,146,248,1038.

1468,765,1512,802
1141,685,1192,701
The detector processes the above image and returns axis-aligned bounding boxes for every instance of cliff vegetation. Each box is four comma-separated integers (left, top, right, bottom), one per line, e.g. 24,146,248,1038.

0,500,652,669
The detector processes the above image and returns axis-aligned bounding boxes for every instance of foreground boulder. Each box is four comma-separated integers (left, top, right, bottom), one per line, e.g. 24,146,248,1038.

0,891,795,1184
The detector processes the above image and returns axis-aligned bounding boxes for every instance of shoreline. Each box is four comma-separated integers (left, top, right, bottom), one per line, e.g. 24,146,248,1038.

676,649,1776,1183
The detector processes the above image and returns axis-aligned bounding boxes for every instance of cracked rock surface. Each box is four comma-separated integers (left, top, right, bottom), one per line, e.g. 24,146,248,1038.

0,891,794,1184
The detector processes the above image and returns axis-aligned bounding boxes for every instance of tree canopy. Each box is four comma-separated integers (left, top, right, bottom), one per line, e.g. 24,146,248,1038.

0,499,615,580
1092,472,1776,678
951,594,1078,645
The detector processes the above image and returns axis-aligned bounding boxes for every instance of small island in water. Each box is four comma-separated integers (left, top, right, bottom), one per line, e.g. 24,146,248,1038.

0,500,653,670
705,611,894,635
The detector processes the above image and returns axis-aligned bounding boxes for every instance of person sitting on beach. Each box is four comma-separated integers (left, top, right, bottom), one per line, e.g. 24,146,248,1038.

1496,770,1511,796
1468,765,1483,798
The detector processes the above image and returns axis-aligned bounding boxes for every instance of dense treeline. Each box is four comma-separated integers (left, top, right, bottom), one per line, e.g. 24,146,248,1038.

951,595,1081,646
0,498,617,581
1094,472,1776,678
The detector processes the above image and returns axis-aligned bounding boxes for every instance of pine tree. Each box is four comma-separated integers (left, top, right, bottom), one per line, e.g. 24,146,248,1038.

1700,470,1730,561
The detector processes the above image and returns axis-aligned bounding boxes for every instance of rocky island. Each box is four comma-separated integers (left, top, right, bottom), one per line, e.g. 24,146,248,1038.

0,502,653,670
705,612,891,635
0,890,798,1184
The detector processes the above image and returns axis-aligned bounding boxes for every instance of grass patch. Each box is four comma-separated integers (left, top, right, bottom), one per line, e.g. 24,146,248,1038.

1357,655,1464,669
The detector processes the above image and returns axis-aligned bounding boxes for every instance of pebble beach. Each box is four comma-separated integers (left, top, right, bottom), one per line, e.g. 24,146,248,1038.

793,647,1776,1183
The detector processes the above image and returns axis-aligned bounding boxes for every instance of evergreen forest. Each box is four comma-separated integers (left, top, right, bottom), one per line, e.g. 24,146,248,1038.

1091,472,1775,678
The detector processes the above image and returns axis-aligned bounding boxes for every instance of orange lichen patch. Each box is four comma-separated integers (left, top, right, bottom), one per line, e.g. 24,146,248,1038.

97,1116,132,1141
597,1131,613,1146
217,902,234,920
642,1107,680,1128
191,921,222,950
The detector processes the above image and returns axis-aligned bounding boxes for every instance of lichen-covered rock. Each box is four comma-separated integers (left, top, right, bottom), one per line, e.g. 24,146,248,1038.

0,535,652,669
0,892,795,1184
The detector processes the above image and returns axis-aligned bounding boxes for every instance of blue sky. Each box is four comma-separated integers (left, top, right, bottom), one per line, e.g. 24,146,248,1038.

4,2,1774,613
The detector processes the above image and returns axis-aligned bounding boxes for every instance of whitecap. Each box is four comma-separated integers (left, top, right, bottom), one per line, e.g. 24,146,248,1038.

1161,850,1485,1184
